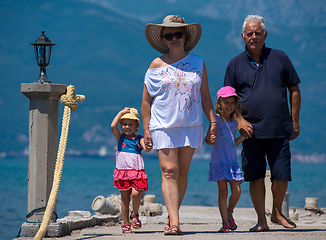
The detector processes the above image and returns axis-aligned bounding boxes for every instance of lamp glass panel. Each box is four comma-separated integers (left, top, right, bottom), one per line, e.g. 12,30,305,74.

34,45,52,66
45,45,52,64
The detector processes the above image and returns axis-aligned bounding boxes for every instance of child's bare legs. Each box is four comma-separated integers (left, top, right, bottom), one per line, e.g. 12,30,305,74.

130,188,141,226
227,181,241,230
227,181,241,216
120,190,131,224
217,179,229,230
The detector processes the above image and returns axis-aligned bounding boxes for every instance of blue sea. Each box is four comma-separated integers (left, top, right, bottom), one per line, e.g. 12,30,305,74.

1,156,326,240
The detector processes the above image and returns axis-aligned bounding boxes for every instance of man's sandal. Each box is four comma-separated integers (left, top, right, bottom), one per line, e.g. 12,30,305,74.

218,225,230,233
130,212,142,229
164,225,183,235
121,223,132,233
227,211,237,230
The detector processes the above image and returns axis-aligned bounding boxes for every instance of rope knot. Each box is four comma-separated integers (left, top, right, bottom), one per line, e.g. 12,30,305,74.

60,85,85,111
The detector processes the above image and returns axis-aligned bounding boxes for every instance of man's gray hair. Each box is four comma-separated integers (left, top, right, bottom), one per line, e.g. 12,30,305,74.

242,15,266,34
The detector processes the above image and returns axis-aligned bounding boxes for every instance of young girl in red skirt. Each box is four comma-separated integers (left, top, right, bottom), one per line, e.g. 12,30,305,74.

111,107,152,233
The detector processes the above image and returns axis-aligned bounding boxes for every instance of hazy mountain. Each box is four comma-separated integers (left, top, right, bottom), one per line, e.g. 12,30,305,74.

0,0,325,157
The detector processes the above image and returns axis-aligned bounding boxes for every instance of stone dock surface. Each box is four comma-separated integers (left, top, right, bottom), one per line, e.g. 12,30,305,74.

16,206,326,240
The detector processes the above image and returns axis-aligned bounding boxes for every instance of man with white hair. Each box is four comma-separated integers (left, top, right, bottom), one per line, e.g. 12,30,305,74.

224,15,301,231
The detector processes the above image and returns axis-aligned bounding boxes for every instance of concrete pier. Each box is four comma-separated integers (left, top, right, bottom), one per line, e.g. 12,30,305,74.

15,206,326,240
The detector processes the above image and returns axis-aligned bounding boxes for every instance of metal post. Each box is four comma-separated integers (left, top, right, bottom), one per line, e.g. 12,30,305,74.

21,83,66,223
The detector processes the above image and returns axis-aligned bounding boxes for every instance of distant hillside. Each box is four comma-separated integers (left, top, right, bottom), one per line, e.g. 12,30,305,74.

0,0,325,157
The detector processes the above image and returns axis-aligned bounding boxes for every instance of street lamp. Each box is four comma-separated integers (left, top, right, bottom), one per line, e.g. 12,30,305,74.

31,31,56,83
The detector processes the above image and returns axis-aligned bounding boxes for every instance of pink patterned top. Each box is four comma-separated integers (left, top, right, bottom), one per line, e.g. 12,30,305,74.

113,134,147,181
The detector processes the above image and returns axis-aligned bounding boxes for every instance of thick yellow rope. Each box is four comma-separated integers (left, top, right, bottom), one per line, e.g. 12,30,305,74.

34,85,85,240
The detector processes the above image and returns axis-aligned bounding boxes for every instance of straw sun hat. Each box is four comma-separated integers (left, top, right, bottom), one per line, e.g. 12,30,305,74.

120,108,140,126
145,15,202,54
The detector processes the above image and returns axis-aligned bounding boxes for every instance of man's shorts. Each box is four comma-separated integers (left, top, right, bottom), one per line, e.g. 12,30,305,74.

241,138,292,182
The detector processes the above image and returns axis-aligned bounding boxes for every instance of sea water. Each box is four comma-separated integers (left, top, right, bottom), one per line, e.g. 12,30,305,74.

1,157,325,240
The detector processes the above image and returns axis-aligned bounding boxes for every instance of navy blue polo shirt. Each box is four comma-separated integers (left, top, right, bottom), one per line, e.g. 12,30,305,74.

224,46,301,139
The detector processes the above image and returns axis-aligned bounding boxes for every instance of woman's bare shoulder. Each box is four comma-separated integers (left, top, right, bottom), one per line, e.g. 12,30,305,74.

149,56,168,69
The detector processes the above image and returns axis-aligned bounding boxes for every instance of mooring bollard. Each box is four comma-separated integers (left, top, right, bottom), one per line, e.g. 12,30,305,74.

143,194,156,208
289,208,299,221
265,170,272,214
265,170,290,217
149,203,163,216
92,195,118,215
282,192,289,218
304,197,319,213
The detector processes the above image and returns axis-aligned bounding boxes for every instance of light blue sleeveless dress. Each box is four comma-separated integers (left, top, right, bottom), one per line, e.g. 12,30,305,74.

209,114,244,182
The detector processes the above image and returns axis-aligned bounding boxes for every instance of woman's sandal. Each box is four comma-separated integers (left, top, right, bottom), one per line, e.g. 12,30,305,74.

130,212,142,229
121,223,132,233
218,225,230,233
227,211,237,230
164,225,183,235
165,215,170,231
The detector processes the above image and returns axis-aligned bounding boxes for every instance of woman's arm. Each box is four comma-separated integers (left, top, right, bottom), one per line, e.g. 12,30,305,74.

141,85,154,150
140,137,152,153
201,62,217,145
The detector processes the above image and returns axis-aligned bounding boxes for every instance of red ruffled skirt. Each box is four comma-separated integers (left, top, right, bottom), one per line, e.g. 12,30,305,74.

113,168,148,192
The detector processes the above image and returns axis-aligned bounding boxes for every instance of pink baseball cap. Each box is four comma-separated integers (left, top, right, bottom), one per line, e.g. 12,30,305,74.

217,86,240,100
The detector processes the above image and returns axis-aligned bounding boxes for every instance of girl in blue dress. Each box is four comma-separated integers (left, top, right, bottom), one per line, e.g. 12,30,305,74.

111,107,152,233
208,86,247,232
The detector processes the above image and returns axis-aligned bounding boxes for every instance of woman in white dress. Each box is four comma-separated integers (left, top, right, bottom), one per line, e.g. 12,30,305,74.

141,15,217,235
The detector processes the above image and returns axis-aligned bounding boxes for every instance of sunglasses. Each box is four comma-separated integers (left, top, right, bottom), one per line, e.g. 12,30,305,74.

163,32,184,41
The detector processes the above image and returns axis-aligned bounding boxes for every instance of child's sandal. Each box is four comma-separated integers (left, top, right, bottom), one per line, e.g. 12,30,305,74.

130,212,142,229
227,211,237,230
228,219,237,230
218,225,230,233
121,223,132,233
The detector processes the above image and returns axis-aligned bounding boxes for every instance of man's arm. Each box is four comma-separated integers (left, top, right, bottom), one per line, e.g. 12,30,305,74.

224,63,253,138
234,114,253,139
288,84,301,140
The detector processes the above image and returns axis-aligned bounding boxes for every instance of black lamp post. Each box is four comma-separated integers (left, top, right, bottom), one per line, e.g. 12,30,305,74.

31,31,56,83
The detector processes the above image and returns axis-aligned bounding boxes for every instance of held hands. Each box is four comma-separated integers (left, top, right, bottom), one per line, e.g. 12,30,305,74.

205,122,218,145
238,118,253,139
143,130,153,150
207,134,217,145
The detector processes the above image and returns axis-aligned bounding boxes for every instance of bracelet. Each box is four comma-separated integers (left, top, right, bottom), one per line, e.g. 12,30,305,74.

210,121,217,124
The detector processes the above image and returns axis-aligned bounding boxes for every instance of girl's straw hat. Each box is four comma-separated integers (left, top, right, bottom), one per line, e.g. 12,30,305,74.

120,108,140,126
145,15,202,54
